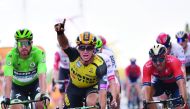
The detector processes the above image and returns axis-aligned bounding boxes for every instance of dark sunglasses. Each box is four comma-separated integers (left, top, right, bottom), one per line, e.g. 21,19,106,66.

177,38,185,43
78,45,94,51
152,57,165,63
164,42,171,48
17,41,31,47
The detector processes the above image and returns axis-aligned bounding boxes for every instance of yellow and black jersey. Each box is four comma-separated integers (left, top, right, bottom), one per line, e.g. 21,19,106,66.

64,47,107,88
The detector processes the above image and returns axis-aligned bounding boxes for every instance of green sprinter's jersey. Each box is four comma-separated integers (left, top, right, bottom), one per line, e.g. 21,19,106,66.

4,46,47,86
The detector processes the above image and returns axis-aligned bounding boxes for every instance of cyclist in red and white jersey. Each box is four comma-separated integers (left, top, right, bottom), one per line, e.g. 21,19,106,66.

95,36,121,109
156,33,186,66
53,45,70,107
143,44,188,109
176,31,190,79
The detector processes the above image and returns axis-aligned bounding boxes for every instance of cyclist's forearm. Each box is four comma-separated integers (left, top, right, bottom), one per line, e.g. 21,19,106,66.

176,79,187,100
143,86,154,101
99,89,106,109
4,76,12,98
181,65,186,80
57,33,69,49
109,79,117,100
39,74,47,94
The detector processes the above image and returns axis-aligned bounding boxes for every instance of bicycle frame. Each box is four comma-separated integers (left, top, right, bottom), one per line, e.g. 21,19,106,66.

143,95,184,109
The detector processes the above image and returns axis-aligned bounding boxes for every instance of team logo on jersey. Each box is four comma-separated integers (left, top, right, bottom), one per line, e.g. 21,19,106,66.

15,93,21,99
89,68,93,73
76,61,81,67
36,87,40,92
8,54,12,58
103,75,107,81
41,58,46,63
6,61,12,66
30,62,36,68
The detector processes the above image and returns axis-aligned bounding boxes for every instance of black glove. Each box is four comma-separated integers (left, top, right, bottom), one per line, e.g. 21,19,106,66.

1,98,10,109
54,19,66,35
40,93,50,102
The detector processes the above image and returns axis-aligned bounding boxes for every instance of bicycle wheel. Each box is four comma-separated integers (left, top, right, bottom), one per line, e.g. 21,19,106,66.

128,85,139,109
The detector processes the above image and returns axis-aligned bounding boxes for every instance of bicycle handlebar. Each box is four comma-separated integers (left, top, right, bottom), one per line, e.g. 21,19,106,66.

143,95,184,109
9,99,41,105
54,79,69,83
68,105,99,109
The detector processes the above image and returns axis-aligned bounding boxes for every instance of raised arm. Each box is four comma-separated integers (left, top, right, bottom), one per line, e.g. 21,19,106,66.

54,19,69,49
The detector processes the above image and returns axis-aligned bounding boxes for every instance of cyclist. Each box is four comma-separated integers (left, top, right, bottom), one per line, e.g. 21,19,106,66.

143,43,187,109
95,36,121,109
1,29,50,109
176,31,190,106
52,45,70,107
156,33,186,101
54,19,117,109
175,31,190,79
125,58,141,108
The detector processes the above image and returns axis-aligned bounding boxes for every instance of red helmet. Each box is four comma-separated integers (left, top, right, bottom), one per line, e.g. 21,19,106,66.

156,33,171,48
99,35,106,46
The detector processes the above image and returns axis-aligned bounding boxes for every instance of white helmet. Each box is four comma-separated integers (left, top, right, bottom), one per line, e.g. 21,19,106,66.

149,44,167,58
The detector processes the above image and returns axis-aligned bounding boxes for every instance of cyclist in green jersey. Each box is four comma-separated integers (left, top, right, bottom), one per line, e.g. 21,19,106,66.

1,29,50,109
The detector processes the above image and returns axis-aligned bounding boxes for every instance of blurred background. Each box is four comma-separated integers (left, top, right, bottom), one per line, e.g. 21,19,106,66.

0,0,190,108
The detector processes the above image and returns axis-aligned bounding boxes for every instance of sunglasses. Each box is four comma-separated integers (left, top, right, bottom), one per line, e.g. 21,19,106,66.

164,42,171,48
17,41,31,47
78,45,94,51
152,57,165,63
177,38,185,43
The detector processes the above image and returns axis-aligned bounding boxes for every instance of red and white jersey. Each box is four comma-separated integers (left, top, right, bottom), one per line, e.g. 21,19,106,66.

97,53,115,81
170,42,185,64
143,55,184,85
54,50,70,70
101,46,117,70
184,43,190,68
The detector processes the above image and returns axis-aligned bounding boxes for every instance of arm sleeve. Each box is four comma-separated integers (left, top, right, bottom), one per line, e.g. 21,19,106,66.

64,47,79,62
171,58,184,80
4,53,14,76
37,50,47,74
142,63,152,86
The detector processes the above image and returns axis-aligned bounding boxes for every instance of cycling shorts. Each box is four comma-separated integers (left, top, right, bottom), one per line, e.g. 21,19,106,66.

64,82,98,108
58,67,69,93
152,78,181,106
128,76,139,83
11,79,40,102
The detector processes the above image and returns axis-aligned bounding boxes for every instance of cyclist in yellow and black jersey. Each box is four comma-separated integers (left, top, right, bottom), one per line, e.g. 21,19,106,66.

54,19,117,109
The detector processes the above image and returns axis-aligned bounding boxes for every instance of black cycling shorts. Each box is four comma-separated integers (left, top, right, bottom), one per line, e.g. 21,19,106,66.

64,83,98,108
11,79,40,101
58,67,70,93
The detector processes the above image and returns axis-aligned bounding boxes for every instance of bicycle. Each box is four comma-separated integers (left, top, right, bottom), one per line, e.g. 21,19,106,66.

128,84,140,109
143,95,184,109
